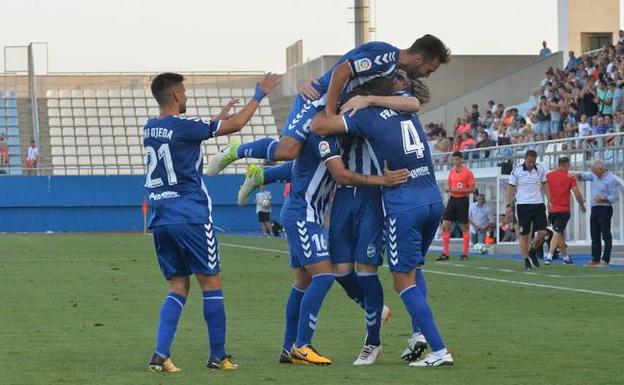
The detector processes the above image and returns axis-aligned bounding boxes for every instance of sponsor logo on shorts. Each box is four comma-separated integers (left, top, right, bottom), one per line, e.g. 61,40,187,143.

367,244,376,258
353,58,372,73
149,191,180,200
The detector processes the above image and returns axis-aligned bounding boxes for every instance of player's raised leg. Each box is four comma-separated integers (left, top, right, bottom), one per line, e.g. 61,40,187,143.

238,161,294,206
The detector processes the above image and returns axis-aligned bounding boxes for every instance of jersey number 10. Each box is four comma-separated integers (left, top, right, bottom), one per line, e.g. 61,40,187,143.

401,120,425,158
145,144,178,188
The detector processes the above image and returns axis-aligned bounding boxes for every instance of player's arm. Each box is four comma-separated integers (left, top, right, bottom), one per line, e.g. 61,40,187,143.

326,158,409,187
571,185,587,213
340,95,421,117
605,179,621,203
216,73,280,136
505,185,516,207
325,62,353,115
310,113,348,136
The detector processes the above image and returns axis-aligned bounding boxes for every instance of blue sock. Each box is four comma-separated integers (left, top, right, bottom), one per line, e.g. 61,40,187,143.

264,161,294,184
154,292,186,358
356,272,384,346
282,286,305,352
295,273,334,347
412,269,428,335
399,285,445,352
236,137,278,161
335,271,365,309
203,289,226,360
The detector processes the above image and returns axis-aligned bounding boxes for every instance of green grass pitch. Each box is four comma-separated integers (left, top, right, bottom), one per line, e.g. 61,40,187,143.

2,233,623,385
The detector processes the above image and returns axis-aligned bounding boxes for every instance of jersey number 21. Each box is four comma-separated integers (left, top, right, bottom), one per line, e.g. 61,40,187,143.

145,143,178,188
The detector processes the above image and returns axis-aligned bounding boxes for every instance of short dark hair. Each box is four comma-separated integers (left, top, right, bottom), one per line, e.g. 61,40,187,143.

408,34,451,64
343,77,394,103
151,72,185,106
558,156,570,166
525,149,537,158
452,151,463,158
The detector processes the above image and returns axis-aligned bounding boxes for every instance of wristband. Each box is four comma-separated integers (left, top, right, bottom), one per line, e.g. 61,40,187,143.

253,83,267,102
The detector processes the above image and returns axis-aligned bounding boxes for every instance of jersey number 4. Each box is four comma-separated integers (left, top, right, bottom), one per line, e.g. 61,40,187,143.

401,120,425,158
145,143,178,188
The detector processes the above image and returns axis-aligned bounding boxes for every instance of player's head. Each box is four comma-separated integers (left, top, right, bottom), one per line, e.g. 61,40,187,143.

343,76,394,103
151,72,187,114
452,151,463,167
558,156,570,170
403,34,451,78
524,150,538,169
477,193,485,204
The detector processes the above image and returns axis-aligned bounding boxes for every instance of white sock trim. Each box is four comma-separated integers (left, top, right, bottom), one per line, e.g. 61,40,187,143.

399,284,417,297
355,271,379,277
166,295,185,308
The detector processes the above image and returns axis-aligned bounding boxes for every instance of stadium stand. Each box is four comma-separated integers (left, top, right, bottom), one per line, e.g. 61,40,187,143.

0,90,22,175
45,84,277,175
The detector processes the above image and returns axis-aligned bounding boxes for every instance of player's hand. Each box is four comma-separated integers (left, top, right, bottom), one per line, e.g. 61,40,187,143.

258,73,281,94
340,95,371,117
298,79,321,100
382,161,410,187
580,203,587,213
547,201,553,212
215,98,239,120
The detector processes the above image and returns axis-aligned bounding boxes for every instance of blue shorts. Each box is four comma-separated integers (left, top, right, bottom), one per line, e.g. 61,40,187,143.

386,203,443,273
152,223,220,279
280,95,326,144
283,217,330,268
329,187,384,266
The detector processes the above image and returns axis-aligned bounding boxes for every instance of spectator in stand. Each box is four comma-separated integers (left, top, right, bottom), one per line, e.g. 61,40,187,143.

611,82,622,113
565,51,581,72
578,161,622,266
435,130,451,153
481,110,494,129
578,114,591,136
613,111,624,131
456,117,472,136
578,81,598,117
536,98,551,136
458,132,476,152
25,140,39,176
618,30,624,45
592,115,611,135
539,41,552,57
469,194,494,245
597,79,613,117
475,131,495,159
469,104,480,133
548,96,563,138
0,134,9,172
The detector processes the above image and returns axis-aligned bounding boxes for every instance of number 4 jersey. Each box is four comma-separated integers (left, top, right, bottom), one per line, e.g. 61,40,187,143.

342,108,442,216
143,115,221,228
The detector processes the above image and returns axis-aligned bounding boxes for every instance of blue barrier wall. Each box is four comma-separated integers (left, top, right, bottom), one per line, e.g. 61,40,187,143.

0,176,285,232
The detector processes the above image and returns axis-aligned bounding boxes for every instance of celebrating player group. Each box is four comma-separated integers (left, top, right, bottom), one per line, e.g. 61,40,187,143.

142,34,453,372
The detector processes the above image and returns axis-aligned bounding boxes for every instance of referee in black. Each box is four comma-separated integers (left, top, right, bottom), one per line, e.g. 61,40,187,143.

506,150,552,270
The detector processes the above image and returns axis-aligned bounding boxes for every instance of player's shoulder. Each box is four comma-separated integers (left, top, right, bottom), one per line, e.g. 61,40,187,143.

359,41,397,52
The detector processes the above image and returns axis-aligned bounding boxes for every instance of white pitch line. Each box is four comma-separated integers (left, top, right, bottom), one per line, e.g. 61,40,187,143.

220,241,624,299
425,269,624,299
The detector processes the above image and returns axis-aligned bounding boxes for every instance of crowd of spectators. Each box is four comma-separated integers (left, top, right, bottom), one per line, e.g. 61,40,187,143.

425,40,624,163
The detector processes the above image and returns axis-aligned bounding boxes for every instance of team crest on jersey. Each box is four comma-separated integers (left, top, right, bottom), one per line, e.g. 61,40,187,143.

353,58,372,73
367,244,376,258
319,141,331,157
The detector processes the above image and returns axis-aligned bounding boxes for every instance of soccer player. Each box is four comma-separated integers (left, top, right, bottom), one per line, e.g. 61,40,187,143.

506,150,551,270
312,77,454,367
278,126,409,366
438,151,475,261
144,72,280,372
205,34,450,176
545,157,586,265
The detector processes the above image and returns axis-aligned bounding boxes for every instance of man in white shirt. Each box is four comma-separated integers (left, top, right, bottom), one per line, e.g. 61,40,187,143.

255,186,272,237
506,150,552,270
469,194,494,244
26,140,39,176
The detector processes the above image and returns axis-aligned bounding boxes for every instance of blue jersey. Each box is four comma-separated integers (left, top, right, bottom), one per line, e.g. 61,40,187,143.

343,108,442,216
316,41,400,100
143,115,221,228
281,133,341,224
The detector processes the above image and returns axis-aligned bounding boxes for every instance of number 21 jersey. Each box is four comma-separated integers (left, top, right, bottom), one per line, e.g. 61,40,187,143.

143,115,221,228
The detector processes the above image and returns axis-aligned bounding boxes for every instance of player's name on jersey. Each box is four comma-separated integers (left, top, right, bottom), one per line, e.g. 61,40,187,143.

380,108,399,120
144,127,174,140
149,191,180,200
409,166,430,179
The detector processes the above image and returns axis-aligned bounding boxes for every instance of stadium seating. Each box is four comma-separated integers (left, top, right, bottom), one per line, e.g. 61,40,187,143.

0,90,22,175
45,87,278,175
